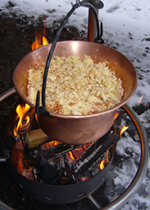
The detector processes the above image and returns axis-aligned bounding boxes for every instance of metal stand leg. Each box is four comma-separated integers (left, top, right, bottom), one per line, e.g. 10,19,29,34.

87,194,101,209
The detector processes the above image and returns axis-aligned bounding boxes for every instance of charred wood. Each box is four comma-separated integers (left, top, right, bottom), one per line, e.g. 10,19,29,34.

40,143,87,160
72,132,120,175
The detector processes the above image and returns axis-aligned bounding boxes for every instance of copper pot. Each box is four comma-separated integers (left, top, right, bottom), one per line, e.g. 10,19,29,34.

13,41,137,144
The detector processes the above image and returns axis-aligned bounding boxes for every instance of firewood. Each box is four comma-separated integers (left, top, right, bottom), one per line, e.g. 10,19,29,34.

25,129,49,149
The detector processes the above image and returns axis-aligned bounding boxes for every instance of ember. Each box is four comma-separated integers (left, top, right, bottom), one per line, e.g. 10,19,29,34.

138,96,143,104
114,111,119,120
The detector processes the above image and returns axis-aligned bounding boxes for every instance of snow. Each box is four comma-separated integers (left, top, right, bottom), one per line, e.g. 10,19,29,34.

0,0,150,209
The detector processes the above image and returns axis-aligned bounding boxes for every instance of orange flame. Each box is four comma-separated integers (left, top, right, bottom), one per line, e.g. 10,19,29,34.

48,140,60,147
114,112,119,120
100,160,105,170
41,140,61,149
13,104,30,137
11,145,34,180
99,149,109,170
31,24,49,50
138,96,143,104
105,149,109,163
69,151,75,160
120,125,129,136
11,147,24,174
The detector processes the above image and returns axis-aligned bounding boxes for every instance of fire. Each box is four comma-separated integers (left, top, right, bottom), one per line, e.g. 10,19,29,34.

66,144,91,164
100,160,105,170
67,149,83,164
99,149,109,170
114,111,129,136
31,24,49,50
120,125,129,136
68,151,75,160
138,96,143,103
114,111,119,120
13,104,30,137
11,146,24,174
11,145,34,180
80,174,91,182
42,140,61,149
105,149,109,163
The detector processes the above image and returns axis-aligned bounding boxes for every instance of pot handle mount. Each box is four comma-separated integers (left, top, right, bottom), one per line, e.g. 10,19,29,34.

35,0,104,117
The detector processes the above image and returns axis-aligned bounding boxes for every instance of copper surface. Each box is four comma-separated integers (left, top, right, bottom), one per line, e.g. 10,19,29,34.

13,41,137,144
88,0,101,42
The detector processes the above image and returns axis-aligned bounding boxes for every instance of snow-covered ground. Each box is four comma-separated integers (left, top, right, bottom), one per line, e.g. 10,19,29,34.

0,0,150,209
0,0,150,104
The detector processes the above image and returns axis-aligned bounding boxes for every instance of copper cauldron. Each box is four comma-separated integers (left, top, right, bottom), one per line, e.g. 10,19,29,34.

13,41,137,144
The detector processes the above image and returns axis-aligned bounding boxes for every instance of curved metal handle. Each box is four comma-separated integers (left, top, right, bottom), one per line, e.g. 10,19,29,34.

35,0,102,116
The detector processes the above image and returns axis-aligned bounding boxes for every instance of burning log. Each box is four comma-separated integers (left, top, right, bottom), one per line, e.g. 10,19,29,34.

9,99,122,185
40,142,88,160
71,131,120,177
22,129,120,184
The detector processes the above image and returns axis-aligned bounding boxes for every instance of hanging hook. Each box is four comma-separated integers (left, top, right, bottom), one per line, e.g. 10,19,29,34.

94,22,104,44
35,90,50,117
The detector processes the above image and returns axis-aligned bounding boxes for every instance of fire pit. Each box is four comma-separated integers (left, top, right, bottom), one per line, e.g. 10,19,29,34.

0,88,149,209
2,87,118,204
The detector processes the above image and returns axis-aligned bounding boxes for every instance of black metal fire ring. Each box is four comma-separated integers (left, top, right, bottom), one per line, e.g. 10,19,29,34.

0,87,149,210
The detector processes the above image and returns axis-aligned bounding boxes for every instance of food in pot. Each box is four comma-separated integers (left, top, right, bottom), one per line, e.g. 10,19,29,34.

27,55,124,115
